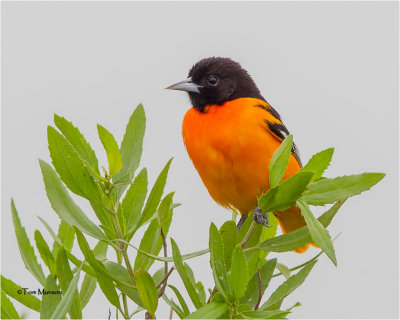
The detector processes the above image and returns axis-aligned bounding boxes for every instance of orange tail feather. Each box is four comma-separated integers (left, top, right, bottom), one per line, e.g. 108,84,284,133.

274,205,318,253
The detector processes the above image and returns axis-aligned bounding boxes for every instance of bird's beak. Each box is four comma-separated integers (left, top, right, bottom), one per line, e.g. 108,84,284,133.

165,77,202,93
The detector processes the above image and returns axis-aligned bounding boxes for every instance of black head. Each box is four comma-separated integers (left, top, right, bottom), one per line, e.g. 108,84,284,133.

166,57,265,112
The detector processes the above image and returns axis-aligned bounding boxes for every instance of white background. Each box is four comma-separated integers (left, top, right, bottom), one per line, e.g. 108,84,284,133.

2,1,398,318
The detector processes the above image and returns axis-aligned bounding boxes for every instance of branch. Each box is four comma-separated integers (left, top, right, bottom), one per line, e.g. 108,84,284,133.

254,269,262,310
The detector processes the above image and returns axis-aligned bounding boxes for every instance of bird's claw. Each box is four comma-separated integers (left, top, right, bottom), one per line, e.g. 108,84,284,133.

253,206,271,228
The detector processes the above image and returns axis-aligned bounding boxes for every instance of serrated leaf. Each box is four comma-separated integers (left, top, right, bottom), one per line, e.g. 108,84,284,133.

34,230,56,276
47,126,102,202
262,260,317,310
240,258,277,308
55,248,82,319
97,124,122,176
138,159,173,228
113,104,146,199
40,276,61,319
171,238,203,308
219,221,238,270
54,114,99,173
123,168,148,239
259,171,314,212
230,245,248,300
303,173,385,205
135,269,158,317
1,275,41,312
50,266,82,319
269,135,293,188
258,199,345,252
39,160,106,241
297,199,336,265
185,302,229,319
209,223,231,296
300,148,334,181
1,290,20,319
11,200,46,285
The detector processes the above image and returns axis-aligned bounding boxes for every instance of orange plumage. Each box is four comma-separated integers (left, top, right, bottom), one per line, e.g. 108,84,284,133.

182,98,310,253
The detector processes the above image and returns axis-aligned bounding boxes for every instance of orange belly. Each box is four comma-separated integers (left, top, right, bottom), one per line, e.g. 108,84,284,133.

182,97,301,215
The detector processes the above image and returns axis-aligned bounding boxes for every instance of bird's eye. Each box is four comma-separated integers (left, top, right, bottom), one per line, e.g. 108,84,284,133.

207,75,219,86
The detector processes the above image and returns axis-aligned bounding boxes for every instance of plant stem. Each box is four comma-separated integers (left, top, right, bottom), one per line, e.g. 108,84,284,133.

122,294,130,319
241,221,257,247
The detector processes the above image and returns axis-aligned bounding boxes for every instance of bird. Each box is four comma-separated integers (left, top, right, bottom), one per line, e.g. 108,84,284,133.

166,57,311,253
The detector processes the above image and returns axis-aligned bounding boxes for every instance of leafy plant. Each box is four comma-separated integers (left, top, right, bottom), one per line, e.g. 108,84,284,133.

2,104,384,319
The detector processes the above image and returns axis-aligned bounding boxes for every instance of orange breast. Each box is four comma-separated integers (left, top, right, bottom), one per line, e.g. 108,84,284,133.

182,97,301,215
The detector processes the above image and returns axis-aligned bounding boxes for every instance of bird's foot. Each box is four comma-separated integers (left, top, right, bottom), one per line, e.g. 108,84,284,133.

253,206,271,228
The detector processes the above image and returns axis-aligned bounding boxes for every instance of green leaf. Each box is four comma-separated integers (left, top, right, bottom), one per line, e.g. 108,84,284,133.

104,262,143,307
240,258,277,308
134,208,173,272
79,273,97,309
47,126,102,201
1,290,20,319
258,199,346,252
54,114,99,172
11,200,46,286
113,104,146,198
196,281,207,304
241,309,290,319
157,192,175,226
54,220,75,253
74,229,127,310
34,230,56,276
209,223,231,297
171,238,203,308
258,214,279,261
229,245,248,300
300,148,334,181
168,285,190,316
276,262,291,280
97,124,122,176
162,295,185,319
219,221,238,270
135,269,158,317
1,275,41,312
262,260,317,310
123,168,148,239
185,302,229,319
138,159,173,228
303,173,385,205
55,248,82,319
39,160,106,241
297,199,336,265
50,266,82,319
40,276,61,319
259,171,314,212
269,135,293,188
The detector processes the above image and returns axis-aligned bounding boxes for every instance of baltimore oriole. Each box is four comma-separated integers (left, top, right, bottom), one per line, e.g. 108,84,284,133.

167,57,310,253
